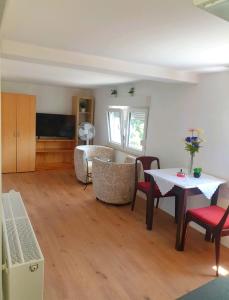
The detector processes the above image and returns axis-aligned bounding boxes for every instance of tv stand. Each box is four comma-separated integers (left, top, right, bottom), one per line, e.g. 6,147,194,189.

36,139,76,170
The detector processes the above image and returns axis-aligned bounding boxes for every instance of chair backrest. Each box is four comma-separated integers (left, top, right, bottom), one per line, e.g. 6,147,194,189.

92,157,135,203
76,145,114,161
135,156,160,182
217,204,229,232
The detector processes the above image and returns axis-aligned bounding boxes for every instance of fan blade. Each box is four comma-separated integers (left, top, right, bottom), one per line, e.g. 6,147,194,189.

87,131,94,139
84,123,91,130
79,128,85,136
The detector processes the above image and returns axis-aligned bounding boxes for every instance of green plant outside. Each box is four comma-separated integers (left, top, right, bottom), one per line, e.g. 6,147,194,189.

129,119,144,150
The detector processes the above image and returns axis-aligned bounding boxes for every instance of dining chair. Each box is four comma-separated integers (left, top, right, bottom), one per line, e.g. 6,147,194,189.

131,156,160,210
131,156,178,222
181,204,229,276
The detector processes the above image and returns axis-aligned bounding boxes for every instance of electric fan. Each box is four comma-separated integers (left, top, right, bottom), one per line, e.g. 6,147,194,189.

78,122,95,145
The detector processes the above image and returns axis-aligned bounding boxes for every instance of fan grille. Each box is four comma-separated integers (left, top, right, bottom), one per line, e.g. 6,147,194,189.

78,122,95,141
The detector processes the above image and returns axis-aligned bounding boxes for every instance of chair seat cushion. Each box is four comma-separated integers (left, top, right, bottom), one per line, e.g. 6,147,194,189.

137,181,161,196
188,206,229,229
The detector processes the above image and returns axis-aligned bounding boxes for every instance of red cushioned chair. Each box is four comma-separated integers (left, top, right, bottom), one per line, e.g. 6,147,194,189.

131,156,178,222
181,204,229,276
131,156,160,210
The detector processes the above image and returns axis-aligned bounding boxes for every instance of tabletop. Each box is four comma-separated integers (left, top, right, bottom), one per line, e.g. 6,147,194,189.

145,168,226,199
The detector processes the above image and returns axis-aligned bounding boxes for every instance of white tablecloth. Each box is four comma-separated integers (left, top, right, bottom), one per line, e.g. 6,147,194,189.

145,168,226,200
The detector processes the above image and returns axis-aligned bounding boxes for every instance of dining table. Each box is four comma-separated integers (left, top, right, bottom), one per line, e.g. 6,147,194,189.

144,168,226,251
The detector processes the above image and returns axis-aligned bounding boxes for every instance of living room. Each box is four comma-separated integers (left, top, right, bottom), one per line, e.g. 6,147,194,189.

0,1,229,300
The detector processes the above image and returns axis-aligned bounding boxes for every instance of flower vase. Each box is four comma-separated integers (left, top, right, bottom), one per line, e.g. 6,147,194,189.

188,154,194,176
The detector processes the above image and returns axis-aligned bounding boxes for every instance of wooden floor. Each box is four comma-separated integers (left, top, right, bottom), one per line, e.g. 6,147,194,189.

2,170,229,300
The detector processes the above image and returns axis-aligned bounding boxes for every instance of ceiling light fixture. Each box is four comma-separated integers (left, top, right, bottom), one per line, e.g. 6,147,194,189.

111,89,118,97
128,87,135,96
194,0,227,8
193,0,229,21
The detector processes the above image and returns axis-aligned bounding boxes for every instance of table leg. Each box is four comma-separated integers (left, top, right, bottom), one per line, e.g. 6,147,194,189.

175,190,187,251
175,195,179,224
146,193,150,224
146,195,149,224
210,187,220,206
146,176,155,230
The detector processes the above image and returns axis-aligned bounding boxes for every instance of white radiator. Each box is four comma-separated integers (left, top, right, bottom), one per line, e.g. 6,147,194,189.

2,190,44,300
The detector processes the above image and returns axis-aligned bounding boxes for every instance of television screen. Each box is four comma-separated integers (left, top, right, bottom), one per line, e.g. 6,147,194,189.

36,113,75,139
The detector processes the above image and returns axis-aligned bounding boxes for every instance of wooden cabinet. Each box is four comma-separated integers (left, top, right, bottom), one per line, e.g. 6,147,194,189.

1,93,36,173
72,96,94,145
2,93,17,173
36,139,76,170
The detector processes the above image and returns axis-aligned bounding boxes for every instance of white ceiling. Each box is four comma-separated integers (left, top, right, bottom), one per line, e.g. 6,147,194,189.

2,58,138,87
1,0,229,87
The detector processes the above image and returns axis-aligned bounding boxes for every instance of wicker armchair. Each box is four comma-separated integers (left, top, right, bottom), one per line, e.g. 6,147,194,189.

74,145,114,183
92,156,135,205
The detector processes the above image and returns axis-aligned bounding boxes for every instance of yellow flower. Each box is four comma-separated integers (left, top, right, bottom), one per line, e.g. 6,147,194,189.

196,128,204,135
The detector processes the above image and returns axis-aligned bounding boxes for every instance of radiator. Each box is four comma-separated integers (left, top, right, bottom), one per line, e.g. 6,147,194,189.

2,190,44,300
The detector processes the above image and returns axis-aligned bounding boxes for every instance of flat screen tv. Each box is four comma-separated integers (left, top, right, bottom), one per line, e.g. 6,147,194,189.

36,113,75,139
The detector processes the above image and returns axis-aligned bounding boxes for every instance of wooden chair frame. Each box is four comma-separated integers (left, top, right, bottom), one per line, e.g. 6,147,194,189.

131,156,161,211
131,156,178,224
181,205,229,276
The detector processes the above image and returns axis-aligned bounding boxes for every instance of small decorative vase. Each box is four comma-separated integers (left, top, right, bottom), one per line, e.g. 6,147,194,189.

188,154,194,176
193,172,201,178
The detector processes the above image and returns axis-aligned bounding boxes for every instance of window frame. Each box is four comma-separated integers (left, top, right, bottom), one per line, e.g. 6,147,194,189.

107,106,148,155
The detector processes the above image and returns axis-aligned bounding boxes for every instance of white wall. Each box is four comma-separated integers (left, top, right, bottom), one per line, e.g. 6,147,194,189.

0,59,3,300
2,80,92,114
94,81,192,167
93,72,229,247
0,0,7,27
0,2,7,296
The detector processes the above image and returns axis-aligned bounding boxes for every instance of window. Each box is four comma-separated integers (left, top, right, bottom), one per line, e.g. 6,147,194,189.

107,109,123,147
126,110,147,153
107,107,148,154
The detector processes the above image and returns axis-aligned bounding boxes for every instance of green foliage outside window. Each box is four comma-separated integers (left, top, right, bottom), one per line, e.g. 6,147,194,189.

129,118,144,150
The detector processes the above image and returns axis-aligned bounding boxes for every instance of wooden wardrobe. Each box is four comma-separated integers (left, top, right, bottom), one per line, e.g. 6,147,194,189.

2,93,36,173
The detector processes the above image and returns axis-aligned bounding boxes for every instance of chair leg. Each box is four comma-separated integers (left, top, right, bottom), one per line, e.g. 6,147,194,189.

156,198,160,208
131,188,137,211
211,235,215,243
215,234,221,277
205,229,212,242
